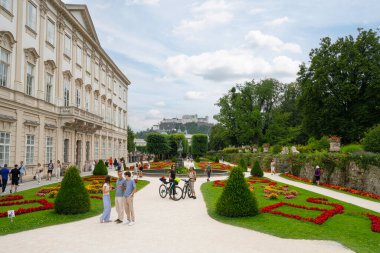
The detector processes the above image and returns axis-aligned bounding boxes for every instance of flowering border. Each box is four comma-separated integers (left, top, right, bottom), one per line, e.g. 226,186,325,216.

0,198,54,218
0,195,23,202
260,197,344,225
283,173,380,201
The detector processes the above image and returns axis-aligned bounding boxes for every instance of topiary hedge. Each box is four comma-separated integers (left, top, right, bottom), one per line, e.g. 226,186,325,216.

216,167,259,217
93,159,108,175
251,160,263,177
55,165,90,214
363,124,380,153
238,158,247,172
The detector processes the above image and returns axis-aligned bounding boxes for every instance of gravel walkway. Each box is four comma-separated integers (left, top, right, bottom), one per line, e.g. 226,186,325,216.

0,172,352,253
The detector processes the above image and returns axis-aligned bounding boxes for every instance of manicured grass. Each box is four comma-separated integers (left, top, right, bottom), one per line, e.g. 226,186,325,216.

0,177,149,236
279,174,380,203
201,178,380,253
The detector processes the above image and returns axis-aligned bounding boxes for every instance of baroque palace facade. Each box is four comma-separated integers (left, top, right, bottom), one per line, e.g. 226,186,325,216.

0,0,130,177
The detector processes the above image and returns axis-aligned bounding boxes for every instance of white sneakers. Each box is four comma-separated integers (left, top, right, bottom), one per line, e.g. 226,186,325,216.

123,220,135,226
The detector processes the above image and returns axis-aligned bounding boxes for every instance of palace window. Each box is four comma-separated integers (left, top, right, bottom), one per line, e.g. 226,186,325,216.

86,53,91,73
76,46,82,66
63,77,70,106
0,48,10,87
46,19,55,45
0,0,12,12
26,135,35,165
85,90,90,112
26,63,35,96
64,34,71,56
26,1,37,31
0,132,10,165
46,137,53,163
101,139,106,159
63,139,69,163
45,73,53,103
94,140,99,160
75,87,81,107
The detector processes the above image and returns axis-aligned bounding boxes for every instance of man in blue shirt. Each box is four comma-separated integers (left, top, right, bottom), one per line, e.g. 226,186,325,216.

0,164,10,193
115,171,125,224
123,171,136,226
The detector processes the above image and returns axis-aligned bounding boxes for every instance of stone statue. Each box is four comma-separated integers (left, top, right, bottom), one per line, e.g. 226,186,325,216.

291,146,300,154
177,141,183,157
281,146,289,155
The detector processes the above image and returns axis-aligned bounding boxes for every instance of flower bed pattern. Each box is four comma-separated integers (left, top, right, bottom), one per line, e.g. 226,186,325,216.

197,162,233,170
0,195,23,202
263,184,299,199
0,197,54,218
283,173,380,201
149,161,173,169
260,197,344,225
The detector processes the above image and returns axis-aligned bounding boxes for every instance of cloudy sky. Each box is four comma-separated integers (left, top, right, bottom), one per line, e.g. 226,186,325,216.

65,0,379,131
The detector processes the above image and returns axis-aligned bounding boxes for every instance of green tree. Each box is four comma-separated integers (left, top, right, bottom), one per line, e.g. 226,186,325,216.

93,160,108,175
127,126,136,153
167,133,189,157
216,167,259,217
55,166,90,214
191,134,208,157
251,160,263,177
209,123,229,151
363,124,380,153
146,132,170,159
298,29,380,143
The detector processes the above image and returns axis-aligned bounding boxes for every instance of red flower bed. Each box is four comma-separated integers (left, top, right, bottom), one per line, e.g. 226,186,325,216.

260,197,344,225
0,198,54,218
247,178,271,184
197,162,233,170
150,161,173,169
212,180,226,187
90,195,102,200
83,175,117,182
283,173,380,201
0,195,23,202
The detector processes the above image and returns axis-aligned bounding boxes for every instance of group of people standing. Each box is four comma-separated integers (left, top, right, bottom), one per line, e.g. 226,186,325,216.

100,171,136,226
0,161,26,194
168,164,197,199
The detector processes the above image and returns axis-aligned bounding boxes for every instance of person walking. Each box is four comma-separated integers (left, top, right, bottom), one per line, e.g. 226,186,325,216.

109,157,113,169
138,161,143,178
206,162,212,182
36,163,43,184
134,162,138,176
270,159,276,175
47,160,54,181
10,164,20,193
188,167,197,199
115,171,125,224
18,161,26,184
169,164,176,199
314,165,321,185
56,160,62,180
0,164,10,193
100,175,112,223
123,171,136,226
114,158,118,170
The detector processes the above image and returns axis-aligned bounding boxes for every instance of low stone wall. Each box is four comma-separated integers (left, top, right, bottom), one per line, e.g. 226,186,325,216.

299,162,380,195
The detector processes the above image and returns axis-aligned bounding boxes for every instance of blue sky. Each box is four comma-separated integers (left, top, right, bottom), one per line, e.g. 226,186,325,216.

65,0,380,131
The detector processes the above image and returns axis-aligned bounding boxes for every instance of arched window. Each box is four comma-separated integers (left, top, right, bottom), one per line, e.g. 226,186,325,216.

44,60,56,103
0,31,15,88
24,48,39,96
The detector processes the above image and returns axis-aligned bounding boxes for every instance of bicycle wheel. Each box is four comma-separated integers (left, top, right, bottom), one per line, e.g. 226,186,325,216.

187,185,192,198
173,186,183,201
159,184,168,198
182,185,189,199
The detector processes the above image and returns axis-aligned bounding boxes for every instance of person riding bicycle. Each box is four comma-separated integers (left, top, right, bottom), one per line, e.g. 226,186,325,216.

169,164,176,199
188,167,197,199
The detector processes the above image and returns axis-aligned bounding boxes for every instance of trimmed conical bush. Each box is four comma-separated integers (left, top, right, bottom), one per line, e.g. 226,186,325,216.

238,158,247,172
251,160,263,177
55,166,90,214
216,167,259,217
93,159,108,175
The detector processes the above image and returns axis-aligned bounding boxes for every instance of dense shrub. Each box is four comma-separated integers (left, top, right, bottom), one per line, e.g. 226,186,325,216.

214,156,219,163
194,157,201,163
55,166,90,214
363,124,380,153
171,156,177,163
341,144,364,153
251,160,263,177
216,167,259,217
307,137,330,151
223,147,239,153
272,144,282,154
93,160,108,175
238,158,247,172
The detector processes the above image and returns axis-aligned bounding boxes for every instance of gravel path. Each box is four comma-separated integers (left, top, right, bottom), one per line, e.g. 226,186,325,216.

0,172,352,253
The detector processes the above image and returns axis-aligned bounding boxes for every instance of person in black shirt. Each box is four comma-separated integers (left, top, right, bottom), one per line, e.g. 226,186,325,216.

169,164,176,199
10,164,21,193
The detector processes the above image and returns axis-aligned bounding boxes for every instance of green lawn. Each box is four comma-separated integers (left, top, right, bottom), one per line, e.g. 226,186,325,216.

0,177,149,236
201,178,380,253
279,174,380,203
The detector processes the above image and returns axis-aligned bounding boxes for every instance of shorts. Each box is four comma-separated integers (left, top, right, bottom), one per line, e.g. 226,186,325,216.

48,170,53,174
11,179,19,185
315,176,320,181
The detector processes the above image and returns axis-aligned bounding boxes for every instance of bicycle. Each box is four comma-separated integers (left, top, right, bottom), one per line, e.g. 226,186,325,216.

159,177,183,201
181,179,193,199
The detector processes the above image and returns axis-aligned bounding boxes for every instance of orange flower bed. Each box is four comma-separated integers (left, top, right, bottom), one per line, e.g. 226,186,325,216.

197,162,233,170
149,161,173,169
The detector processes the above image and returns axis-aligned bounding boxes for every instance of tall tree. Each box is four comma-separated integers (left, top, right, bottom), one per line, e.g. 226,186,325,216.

167,133,189,157
191,134,208,157
209,123,229,151
298,29,380,143
146,133,170,160
127,126,136,152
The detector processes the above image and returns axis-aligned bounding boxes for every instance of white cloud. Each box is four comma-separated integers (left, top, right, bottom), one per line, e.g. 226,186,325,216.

145,109,163,120
125,0,159,6
245,30,301,53
155,101,166,107
269,16,290,26
173,0,233,35
248,7,265,15
184,91,207,100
